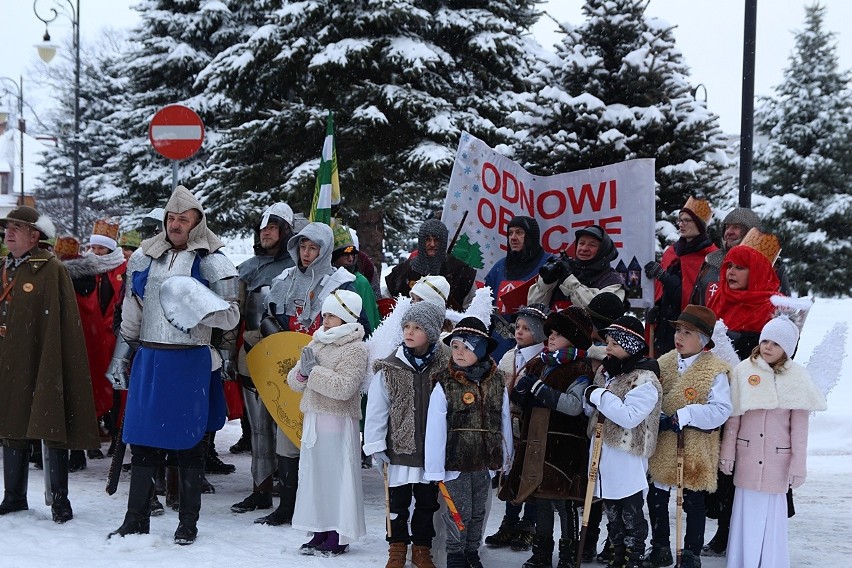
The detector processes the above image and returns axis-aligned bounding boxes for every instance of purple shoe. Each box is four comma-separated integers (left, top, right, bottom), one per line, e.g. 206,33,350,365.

314,531,349,557
300,531,329,555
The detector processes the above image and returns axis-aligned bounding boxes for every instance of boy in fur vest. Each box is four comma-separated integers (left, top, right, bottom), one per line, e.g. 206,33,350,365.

425,317,513,568
584,316,662,568
645,305,732,568
486,303,550,551
364,301,449,568
505,306,594,568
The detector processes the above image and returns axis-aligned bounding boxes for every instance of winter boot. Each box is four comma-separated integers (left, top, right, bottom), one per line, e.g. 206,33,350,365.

522,536,554,568
231,477,273,513
511,518,536,551
154,464,166,496
87,448,105,459
229,416,252,453
201,474,216,493
606,544,626,568
464,550,484,568
29,441,43,470
484,516,519,547
556,538,578,568
411,544,436,568
68,449,86,472
0,446,29,515
109,465,156,538
48,448,73,523
165,465,180,510
702,527,727,557
204,432,235,474
597,537,614,564
315,530,349,556
174,467,203,545
254,455,298,525
641,545,673,567
680,550,701,568
150,494,165,516
384,542,408,568
624,545,644,568
446,552,467,568
581,527,599,563
299,531,329,555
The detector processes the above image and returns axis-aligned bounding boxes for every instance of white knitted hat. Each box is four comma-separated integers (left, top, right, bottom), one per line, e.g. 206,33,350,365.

759,316,800,358
321,290,362,324
410,275,450,308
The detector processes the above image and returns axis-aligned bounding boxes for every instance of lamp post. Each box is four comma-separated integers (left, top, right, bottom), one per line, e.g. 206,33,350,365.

33,0,81,236
0,76,26,202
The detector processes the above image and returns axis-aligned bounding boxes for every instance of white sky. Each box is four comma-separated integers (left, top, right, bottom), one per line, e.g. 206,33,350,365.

1,0,850,134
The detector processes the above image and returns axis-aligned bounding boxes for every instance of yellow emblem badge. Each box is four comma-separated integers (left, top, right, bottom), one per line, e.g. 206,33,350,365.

22,283,34,292
748,374,761,386
684,387,697,401
462,392,476,405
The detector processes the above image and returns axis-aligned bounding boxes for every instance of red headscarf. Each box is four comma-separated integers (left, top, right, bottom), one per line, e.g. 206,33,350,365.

707,245,781,333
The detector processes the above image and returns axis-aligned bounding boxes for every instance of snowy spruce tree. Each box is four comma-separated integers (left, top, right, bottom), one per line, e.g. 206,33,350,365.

513,0,731,236
753,2,852,297
194,0,543,258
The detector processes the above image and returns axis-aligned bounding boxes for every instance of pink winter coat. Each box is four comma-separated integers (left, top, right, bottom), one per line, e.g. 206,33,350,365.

720,408,808,494
720,356,826,494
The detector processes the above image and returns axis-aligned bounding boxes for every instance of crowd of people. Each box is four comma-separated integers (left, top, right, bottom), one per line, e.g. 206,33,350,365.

0,188,828,568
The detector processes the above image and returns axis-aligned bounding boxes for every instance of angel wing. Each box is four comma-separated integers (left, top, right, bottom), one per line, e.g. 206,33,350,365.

363,294,412,392
804,321,847,399
446,286,494,327
710,318,741,369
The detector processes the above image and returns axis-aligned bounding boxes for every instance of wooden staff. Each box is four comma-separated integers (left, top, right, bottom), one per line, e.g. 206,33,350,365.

384,463,392,538
675,430,685,568
576,413,605,568
438,481,465,531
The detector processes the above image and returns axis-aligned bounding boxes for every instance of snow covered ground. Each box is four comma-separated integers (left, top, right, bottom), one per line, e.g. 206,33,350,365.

1,299,850,567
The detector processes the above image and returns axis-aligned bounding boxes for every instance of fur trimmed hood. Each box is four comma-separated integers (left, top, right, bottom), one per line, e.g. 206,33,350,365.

62,248,125,279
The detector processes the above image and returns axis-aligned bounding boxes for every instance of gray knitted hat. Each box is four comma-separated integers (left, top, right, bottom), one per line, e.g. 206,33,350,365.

515,304,549,344
402,301,445,344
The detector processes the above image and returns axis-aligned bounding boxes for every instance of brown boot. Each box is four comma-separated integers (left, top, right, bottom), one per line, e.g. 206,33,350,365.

386,542,408,568
411,544,436,568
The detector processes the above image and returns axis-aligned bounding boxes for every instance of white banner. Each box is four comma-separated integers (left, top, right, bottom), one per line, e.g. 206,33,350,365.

441,131,656,308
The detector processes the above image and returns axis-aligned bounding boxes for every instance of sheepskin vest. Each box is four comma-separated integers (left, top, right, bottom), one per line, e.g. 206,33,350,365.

588,366,662,458
434,360,505,472
649,351,731,491
373,345,450,467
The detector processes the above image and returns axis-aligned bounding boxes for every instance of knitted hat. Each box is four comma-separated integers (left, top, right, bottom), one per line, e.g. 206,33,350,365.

443,316,498,356
410,275,451,308
544,306,594,350
586,292,626,331
601,315,647,356
759,315,800,358
54,235,80,260
89,218,120,250
118,229,141,250
515,303,550,344
320,289,362,324
0,206,56,240
681,196,713,233
402,301,446,344
668,304,716,348
722,207,761,233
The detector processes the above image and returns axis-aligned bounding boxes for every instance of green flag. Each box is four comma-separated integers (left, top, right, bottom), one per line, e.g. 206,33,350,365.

309,111,340,225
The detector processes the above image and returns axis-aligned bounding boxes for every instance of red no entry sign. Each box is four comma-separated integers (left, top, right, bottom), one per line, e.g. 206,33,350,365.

149,105,205,161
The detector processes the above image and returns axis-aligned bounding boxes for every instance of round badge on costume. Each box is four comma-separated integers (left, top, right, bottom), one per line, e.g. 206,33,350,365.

22,283,34,292
462,392,476,405
116,274,123,281
748,375,761,386
684,387,697,401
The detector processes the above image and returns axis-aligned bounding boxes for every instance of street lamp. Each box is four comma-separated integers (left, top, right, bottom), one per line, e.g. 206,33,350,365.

33,0,81,236
0,76,26,202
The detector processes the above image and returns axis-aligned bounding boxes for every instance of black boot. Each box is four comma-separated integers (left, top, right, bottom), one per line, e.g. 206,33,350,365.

229,416,252,454
204,432,235,474
174,467,203,545
254,455,298,525
522,536,554,568
68,449,87,472
165,465,180,510
624,545,643,568
231,477,273,513
109,465,156,538
484,516,519,547
557,538,578,568
446,552,467,568
0,446,29,515
48,448,73,523
464,550,484,568
511,518,536,551
581,527,600,563
606,544,626,568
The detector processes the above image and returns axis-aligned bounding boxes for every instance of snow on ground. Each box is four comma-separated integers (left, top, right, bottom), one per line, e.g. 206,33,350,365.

1,299,850,567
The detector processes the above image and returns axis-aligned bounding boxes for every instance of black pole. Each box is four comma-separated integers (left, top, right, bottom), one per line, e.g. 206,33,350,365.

72,0,81,236
18,76,25,202
739,0,758,208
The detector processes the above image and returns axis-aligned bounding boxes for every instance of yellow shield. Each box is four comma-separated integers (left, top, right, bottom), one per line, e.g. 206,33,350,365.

246,331,312,448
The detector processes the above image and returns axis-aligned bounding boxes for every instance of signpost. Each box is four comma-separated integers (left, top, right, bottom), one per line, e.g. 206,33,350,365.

148,104,204,189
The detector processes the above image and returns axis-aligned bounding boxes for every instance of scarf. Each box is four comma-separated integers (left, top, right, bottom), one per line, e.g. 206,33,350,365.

673,233,713,257
451,359,493,383
538,347,583,366
569,234,618,286
312,322,361,344
708,245,780,332
401,342,439,373
602,353,659,377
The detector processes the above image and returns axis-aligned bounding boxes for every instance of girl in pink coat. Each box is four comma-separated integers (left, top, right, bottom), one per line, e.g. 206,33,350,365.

719,316,826,567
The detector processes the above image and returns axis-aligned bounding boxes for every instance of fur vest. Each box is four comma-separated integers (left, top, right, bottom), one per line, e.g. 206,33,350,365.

288,325,368,420
372,345,450,467
589,366,662,458
433,360,505,472
649,351,731,492
503,358,591,503
729,356,826,416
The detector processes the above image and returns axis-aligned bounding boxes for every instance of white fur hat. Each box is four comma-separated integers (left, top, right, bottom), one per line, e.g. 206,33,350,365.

759,315,800,358
321,289,362,324
410,275,450,308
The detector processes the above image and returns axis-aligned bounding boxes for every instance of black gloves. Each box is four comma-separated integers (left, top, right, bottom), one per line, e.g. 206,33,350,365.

540,254,572,285
644,260,664,280
659,413,682,433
